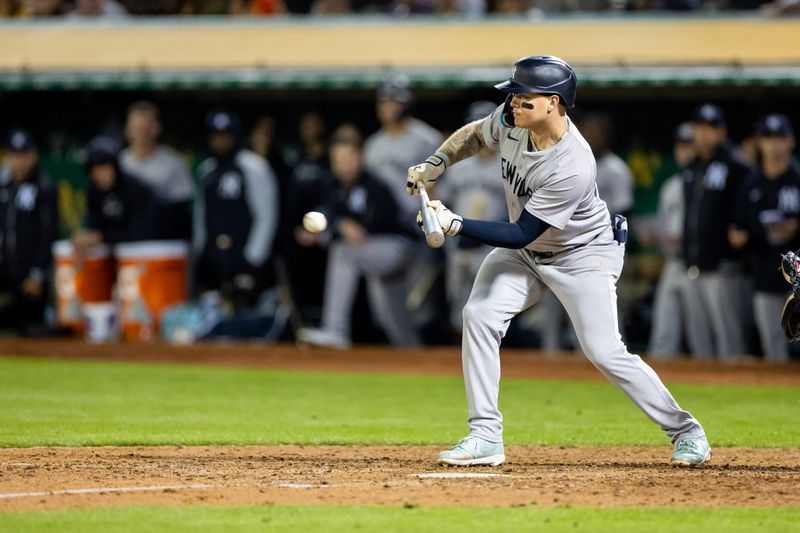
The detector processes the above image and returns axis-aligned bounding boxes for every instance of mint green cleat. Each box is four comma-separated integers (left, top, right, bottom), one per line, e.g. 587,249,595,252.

671,436,711,466
438,436,505,466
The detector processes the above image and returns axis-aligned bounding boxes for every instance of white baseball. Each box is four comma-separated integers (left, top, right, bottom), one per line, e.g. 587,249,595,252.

303,211,328,233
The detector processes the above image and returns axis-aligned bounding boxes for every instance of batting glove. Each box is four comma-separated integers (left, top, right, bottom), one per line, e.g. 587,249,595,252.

407,153,449,196
426,200,463,237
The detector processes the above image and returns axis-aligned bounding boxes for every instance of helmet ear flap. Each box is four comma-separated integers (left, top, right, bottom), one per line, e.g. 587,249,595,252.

500,94,516,128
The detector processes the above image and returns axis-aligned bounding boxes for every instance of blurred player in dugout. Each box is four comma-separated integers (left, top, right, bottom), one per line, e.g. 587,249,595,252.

0,130,58,333
647,122,695,358
72,136,161,254
120,100,194,241
194,111,279,313
296,130,421,349
364,79,444,337
364,78,442,218
729,114,800,362
681,104,755,359
279,111,331,314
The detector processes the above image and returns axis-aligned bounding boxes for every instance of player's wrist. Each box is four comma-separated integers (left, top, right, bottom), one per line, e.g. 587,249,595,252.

428,152,451,170
444,214,463,237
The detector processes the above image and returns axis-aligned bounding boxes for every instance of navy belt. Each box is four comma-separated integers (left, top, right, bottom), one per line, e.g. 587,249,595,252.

530,250,556,259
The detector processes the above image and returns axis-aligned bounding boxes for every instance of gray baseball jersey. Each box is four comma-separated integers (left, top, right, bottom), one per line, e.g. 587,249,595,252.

481,106,612,252
120,145,194,203
364,118,442,216
458,109,705,446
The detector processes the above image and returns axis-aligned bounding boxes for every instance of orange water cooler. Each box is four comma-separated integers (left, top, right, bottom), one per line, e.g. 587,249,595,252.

114,241,189,341
52,240,115,333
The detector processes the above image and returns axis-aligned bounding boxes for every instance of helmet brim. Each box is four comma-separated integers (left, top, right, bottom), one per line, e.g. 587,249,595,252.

494,79,536,94
494,79,574,108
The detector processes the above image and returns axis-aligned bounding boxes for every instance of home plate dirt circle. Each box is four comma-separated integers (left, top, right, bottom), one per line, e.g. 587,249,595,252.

1,444,799,511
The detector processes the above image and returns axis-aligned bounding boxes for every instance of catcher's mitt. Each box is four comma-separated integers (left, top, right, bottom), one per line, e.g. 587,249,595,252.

780,250,800,340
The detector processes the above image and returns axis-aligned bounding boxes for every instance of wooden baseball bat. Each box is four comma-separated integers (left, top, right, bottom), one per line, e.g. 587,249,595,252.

418,185,445,249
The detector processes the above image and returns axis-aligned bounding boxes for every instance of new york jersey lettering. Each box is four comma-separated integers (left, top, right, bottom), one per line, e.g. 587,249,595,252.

501,157,532,199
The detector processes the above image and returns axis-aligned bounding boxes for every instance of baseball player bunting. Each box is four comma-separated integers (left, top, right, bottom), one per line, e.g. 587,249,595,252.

407,55,710,467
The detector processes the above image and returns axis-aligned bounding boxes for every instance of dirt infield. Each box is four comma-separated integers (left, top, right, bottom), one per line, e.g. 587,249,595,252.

1,339,799,511
2,445,799,511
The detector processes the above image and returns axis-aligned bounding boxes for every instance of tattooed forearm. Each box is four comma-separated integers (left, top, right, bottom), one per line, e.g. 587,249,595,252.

436,120,486,166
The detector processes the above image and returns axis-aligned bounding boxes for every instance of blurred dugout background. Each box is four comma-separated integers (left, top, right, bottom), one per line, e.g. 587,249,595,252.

1,11,799,358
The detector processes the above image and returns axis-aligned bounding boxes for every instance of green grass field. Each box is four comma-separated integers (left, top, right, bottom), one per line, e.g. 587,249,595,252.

0,356,797,448
0,355,798,532
4,505,800,533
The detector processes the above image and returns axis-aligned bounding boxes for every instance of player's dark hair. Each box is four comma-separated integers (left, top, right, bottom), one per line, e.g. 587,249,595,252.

329,126,363,151
127,100,160,121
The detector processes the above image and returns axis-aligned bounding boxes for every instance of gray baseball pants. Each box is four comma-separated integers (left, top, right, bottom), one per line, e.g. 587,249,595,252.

321,235,421,347
681,271,748,359
648,258,687,358
461,241,705,444
754,291,789,363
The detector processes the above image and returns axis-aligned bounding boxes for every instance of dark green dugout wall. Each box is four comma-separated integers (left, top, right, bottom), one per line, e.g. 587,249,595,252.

2,84,798,238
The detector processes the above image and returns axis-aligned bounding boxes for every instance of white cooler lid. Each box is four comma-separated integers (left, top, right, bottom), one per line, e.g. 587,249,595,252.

52,240,111,260
114,240,189,260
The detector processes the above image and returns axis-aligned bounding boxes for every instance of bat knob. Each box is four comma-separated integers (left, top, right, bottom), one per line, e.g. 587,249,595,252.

426,232,445,249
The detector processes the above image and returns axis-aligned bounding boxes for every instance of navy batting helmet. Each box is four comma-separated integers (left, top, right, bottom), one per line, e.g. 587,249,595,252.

495,55,577,109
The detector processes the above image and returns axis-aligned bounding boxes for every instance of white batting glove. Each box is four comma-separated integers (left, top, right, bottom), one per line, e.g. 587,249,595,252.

426,200,463,237
407,153,449,196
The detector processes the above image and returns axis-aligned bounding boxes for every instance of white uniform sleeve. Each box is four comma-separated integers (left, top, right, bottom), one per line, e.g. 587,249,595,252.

480,105,505,150
238,151,279,268
524,168,594,231
168,151,195,203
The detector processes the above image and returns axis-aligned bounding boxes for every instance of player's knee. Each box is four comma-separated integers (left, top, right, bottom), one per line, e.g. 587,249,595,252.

462,300,498,330
462,302,473,321
462,300,483,327
584,343,633,371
